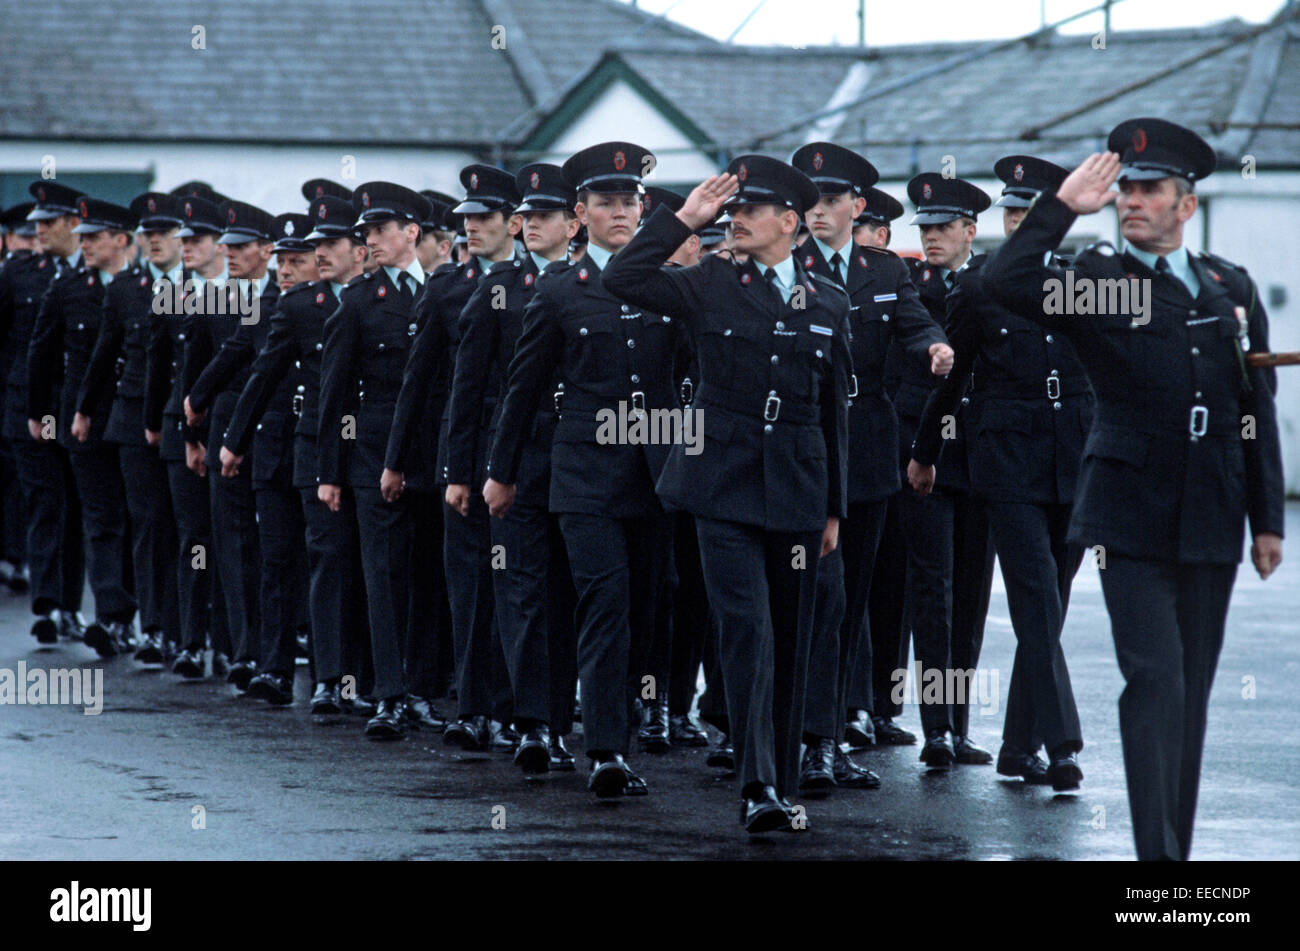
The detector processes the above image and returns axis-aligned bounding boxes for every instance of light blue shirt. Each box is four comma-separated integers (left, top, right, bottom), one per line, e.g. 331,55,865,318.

148,261,183,285
329,281,347,300
383,259,425,292
529,251,557,273
191,268,227,291
760,254,797,304
1125,243,1200,299
812,236,850,284
99,269,115,286
585,243,614,271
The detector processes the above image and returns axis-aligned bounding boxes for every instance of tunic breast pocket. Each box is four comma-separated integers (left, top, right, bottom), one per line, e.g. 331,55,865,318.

569,322,621,379
794,330,833,399
370,331,409,375
850,307,889,362
986,323,1040,374
1099,317,1170,385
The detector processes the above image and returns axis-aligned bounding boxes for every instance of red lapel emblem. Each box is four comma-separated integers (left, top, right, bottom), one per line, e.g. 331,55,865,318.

578,268,588,282
804,255,814,269
1209,269,1222,282
377,285,386,298
922,268,931,282
741,272,751,284
316,292,325,304
858,255,867,267
524,272,534,287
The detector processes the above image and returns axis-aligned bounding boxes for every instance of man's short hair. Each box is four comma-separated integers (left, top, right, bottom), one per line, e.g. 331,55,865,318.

1172,177,1195,198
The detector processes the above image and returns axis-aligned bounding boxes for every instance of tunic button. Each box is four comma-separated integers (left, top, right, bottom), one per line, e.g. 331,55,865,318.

77,323,85,330
771,354,779,365
662,316,670,323
1046,334,1054,342
815,349,823,359
1053,401,1062,410
294,360,301,369
776,321,785,330
999,327,1008,335
378,342,385,349
256,423,263,431
764,424,773,434
724,329,732,336
961,396,970,406
296,385,305,393
1188,309,1197,317
315,342,322,350
579,327,588,336
882,314,889,321
179,333,186,341
408,323,417,333
627,339,635,349
1191,346,1200,355
1195,391,1203,398
631,374,640,383
1051,368,1058,375
621,305,629,314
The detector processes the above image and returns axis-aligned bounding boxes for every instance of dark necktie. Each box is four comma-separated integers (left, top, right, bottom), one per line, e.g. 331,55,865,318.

1155,256,1171,275
764,266,784,306
397,272,415,305
829,251,845,287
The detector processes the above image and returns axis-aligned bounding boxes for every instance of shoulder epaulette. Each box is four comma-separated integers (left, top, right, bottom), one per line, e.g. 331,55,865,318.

1080,240,1118,259
1198,250,1248,278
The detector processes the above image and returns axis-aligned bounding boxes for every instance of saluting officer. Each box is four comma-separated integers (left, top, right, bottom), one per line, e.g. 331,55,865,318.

983,119,1285,860
184,198,279,690
444,162,581,772
910,155,1090,789
318,182,433,738
147,188,230,678
28,197,139,655
790,143,952,795
485,142,674,799
1,182,87,644
604,157,851,832
897,173,997,768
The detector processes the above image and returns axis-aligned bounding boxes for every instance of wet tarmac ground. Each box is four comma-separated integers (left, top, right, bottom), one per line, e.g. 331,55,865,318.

2,504,1298,861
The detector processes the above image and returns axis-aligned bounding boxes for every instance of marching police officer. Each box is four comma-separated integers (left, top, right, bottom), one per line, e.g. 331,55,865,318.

1,183,87,644
0,203,36,597
318,182,433,738
790,143,952,794
485,142,673,798
983,119,1285,860
29,197,139,655
184,198,279,689
603,156,851,831
910,155,1090,789
443,162,581,771
897,173,997,768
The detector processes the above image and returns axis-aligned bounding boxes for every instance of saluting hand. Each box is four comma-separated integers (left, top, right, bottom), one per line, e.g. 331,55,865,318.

929,342,955,376
1252,532,1282,580
678,174,739,231
1056,152,1122,216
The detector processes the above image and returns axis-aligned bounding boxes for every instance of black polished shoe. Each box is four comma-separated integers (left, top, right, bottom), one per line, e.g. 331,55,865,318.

1047,751,1083,791
443,715,491,751
341,694,377,717
81,618,118,658
548,735,576,771
953,735,994,765
920,730,955,768
134,632,166,666
59,611,87,642
873,715,917,746
799,737,837,796
637,699,670,754
707,735,736,770
833,746,882,789
624,765,649,796
211,651,230,679
310,682,342,715
172,647,204,679
588,754,630,798
4,563,29,594
404,696,447,731
740,784,787,834
30,613,59,645
247,671,294,705
668,712,709,747
226,658,258,691
996,744,1051,784
364,697,407,740
514,724,551,774
112,623,138,655
844,709,876,750
493,722,520,752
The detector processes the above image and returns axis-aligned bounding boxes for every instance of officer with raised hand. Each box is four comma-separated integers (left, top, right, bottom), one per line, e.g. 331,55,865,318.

983,119,1284,860
603,157,851,832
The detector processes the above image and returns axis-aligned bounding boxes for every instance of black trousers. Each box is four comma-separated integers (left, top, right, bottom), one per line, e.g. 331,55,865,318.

695,517,820,800
443,493,503,719
898,486,994,737
492,495,578,733
558,511,666,757
353,485,410,701
1099,556,1237,861
12,436,83,616
406,489,450,699
209,460,260,663
119,443,179,641
698,620,728,733
68,445,135,623
301,485,367,685
987,500,1084,756
804,499,887,740
861,493,907,718
168,460,225,653
0,432,26,565
254,482,307,676
669,512,710,716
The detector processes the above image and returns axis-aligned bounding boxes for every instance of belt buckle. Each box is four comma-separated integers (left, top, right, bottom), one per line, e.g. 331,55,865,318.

848,373,859,399
292,394,303,417
679,377,694,406
1046,374,1060,400
1189,405,1208,438
553,383,564,415
764,392,781,422
630,390,646,417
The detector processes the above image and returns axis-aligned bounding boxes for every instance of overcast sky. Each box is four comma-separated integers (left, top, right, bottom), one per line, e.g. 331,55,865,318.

617,0,1287,47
